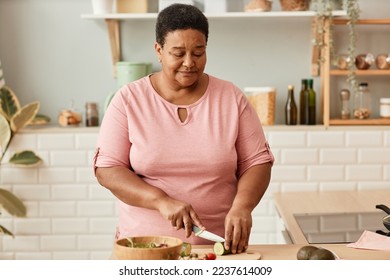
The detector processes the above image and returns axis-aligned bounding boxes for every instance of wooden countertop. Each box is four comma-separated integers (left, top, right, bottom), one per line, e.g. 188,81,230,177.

193,244,390,260
273,190,390,244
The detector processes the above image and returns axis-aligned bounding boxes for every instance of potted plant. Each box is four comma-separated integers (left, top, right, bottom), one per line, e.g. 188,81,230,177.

311,0,360,91
0,81,42,236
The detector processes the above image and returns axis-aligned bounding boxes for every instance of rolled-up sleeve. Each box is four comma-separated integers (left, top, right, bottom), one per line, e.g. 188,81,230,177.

93,90,132,174
236,95,274,178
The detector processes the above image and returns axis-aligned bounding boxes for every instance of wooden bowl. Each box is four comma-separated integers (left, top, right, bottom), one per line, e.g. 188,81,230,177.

114,236,183,260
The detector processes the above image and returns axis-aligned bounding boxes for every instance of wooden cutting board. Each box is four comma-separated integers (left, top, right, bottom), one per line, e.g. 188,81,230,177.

192,248,261,260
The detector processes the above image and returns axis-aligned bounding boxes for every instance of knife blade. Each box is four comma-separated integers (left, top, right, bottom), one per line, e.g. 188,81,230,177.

192,225,225,243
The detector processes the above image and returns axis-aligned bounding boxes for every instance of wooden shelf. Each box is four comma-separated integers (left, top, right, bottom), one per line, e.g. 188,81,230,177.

330,69,390,76
81,10,347,20
333,18,390,25
322,18,390,128
329,118,390,125
81,10,347,77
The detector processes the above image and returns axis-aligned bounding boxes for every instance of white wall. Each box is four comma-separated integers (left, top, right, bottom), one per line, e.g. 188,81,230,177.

1,0,389,125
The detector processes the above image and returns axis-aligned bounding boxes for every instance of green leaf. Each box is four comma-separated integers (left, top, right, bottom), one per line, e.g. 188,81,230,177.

0,225,14,237
29,113,51,126
0,86,20,121
0,113,11,155
10,101,40,132
0,189,26,217
9,150,42,166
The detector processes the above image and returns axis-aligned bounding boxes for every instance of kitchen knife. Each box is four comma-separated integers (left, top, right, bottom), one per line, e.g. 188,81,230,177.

192,225,225,243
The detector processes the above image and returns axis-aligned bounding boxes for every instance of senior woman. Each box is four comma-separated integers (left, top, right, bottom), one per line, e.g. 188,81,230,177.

94,3,274,254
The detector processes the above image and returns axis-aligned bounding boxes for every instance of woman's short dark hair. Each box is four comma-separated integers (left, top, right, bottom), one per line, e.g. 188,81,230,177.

156,4,209,47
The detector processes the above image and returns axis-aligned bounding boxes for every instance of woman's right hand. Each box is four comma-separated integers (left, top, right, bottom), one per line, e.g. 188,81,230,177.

157,196,204,238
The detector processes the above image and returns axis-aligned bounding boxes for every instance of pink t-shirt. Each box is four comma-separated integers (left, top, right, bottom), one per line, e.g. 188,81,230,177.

94,74,274,244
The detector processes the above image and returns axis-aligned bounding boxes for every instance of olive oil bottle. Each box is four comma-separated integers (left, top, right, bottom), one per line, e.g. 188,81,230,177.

299,79,309,124
307,79,316,125
285,85,297,125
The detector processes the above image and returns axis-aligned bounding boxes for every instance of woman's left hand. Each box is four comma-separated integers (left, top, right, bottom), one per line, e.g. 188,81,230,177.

223,207,252,254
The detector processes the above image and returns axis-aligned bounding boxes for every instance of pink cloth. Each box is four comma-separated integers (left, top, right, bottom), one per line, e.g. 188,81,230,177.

94,74,274,244
347,230,390,251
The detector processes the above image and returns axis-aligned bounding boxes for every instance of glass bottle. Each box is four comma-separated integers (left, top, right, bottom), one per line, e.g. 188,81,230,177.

85,102,99,127
353,82,371,119
299,79,309,125
285,85,297,125
307,79,316,125
339,89,351,119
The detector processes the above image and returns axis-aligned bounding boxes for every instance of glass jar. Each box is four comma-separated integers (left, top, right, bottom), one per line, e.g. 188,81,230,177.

85,102,99,127
335,54,354,70
353,83,371,119
375,54,390,70
380,98,390,118
339,89,351,119
355,53,374,70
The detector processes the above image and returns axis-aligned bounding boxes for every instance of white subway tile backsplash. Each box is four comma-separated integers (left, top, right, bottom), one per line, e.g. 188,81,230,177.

3,127,390,259
358,182,390,190
3,236,40,251
307,131,345,147
39,168,75,183
0,219,13,232
39,201,77,217
53,251,90,260
23,201,40,217
15,252,52,260
359,148,390,163
51,184,88,200
249,233,269,244
383,131,390,146
37,133,75,150
346,131,383,147
9,133,37,151
271,166,306,182
320,148,357,164
77,235,114,250
89,183,114,200
40,235,77,250
268,131,306,147
319,182,357,191
76,167,96,183
251,216,277,232
76,201,115,217
89,218,117,234
52,218,89,234
281,149,318,164
346,165,383,181
0,168,38,184
14,218,51,235
280,183,318,192
383,166,390,181
12,184,51,201
308,165,345,181
75,133,98,149
50,151,88,166
90,251,111,260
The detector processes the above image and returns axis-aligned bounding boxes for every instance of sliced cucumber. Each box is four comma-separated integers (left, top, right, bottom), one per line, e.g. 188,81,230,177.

213,242,231,256
180,242,192,257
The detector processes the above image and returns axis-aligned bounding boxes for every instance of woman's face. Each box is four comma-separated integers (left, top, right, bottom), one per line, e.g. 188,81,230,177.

155,29,207,89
